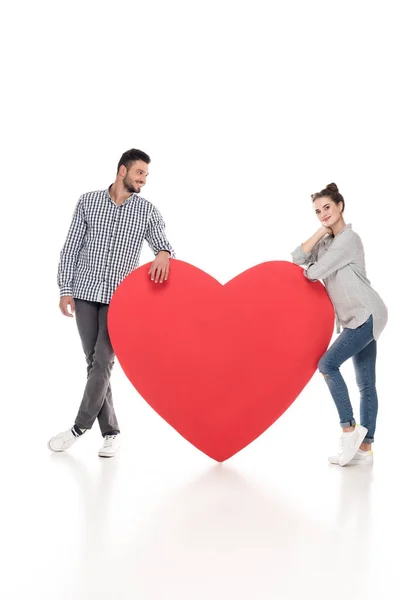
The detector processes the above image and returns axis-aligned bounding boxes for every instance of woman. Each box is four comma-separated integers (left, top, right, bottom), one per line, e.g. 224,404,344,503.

291,183,387,467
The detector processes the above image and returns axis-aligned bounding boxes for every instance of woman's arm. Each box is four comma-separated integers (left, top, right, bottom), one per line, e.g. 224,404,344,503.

305,230,357,281
291,226,331,266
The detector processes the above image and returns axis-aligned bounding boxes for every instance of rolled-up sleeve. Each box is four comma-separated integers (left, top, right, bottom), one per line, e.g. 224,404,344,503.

291,245,314,265
305,232,356,282
291,237,324,266
145,206,175,257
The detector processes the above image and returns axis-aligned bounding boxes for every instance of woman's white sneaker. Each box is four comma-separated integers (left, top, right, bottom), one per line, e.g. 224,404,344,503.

327,425,369,466
329,448,373,466
338,425,368,466
98,435,120,458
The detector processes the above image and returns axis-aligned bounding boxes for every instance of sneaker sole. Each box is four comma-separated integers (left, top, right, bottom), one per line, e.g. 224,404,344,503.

329,458,373,466
338,426,368,466
98,452,118,458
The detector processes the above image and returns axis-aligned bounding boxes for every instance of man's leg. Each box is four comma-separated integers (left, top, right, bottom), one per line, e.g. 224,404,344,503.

94,303,120,437
48,299,100,452
74,300,120,436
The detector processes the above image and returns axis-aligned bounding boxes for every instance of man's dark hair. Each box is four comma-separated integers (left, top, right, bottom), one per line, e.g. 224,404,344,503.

117,149,151,173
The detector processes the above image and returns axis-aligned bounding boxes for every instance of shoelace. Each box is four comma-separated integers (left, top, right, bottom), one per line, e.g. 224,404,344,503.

104,435,117,447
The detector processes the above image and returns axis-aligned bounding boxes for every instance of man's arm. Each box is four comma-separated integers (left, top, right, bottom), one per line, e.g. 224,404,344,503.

57,197,87,315
145,206,175,283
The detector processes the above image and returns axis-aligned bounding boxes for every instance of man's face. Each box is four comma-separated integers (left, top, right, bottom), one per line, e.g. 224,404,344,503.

122,160,149,194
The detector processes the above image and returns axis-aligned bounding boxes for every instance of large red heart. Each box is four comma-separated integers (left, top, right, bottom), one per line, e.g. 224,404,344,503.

108,260,334,461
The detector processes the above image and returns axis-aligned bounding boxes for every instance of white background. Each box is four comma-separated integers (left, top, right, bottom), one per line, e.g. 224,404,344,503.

1,1,399,598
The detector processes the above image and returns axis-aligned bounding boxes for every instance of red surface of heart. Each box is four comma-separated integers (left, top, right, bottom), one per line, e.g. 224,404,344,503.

108,260,334,461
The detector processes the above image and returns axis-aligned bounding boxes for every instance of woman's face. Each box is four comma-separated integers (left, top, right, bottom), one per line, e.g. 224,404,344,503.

313,195,343,229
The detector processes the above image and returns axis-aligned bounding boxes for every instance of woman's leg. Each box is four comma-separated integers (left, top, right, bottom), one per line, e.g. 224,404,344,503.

352,339,378,450
318,315,374,431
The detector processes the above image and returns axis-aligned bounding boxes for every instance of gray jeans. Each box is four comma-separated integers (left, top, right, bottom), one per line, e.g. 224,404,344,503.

74,299,120,437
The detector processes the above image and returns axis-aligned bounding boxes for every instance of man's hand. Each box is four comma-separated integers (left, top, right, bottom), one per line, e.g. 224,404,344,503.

59,295,75,317
148,251,170,283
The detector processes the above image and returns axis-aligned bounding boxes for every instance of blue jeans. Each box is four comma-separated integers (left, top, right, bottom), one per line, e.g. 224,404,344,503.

318,315,377,444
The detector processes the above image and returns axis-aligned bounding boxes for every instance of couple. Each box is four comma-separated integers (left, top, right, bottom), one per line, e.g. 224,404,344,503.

48,149,388,467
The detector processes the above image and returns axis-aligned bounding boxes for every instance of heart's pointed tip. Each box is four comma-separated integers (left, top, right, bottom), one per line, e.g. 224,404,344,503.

206,452,235,463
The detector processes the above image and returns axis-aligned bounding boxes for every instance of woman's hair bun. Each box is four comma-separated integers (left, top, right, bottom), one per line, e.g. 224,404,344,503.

326,183,339,193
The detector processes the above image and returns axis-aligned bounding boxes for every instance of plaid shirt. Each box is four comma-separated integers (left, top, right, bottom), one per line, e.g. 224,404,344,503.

57,187,174,304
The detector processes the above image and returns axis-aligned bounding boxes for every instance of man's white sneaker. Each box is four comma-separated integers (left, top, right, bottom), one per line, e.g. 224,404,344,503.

329,448,373,466
48,427,86,452
98,435,120,458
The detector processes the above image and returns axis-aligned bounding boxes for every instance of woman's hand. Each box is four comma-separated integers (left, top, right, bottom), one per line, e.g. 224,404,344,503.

319,224,333,237
301,225,332,255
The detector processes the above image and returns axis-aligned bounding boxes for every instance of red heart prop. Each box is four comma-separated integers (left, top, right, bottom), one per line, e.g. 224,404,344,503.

108,260,334,461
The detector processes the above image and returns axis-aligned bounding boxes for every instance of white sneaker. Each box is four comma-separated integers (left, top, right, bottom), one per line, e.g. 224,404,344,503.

98,435,120,458
329,448,373,466
328,425,368,466
48,427,85,452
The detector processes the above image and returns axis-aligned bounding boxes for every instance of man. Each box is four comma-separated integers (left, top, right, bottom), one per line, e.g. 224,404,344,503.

48,148,174,458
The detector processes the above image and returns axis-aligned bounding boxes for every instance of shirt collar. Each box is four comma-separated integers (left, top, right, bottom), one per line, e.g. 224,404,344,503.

107,184,137,206
324,223,351,244
336,223,352,236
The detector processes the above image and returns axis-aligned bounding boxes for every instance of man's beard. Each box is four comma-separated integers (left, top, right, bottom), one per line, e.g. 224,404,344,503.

123,176,139,194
